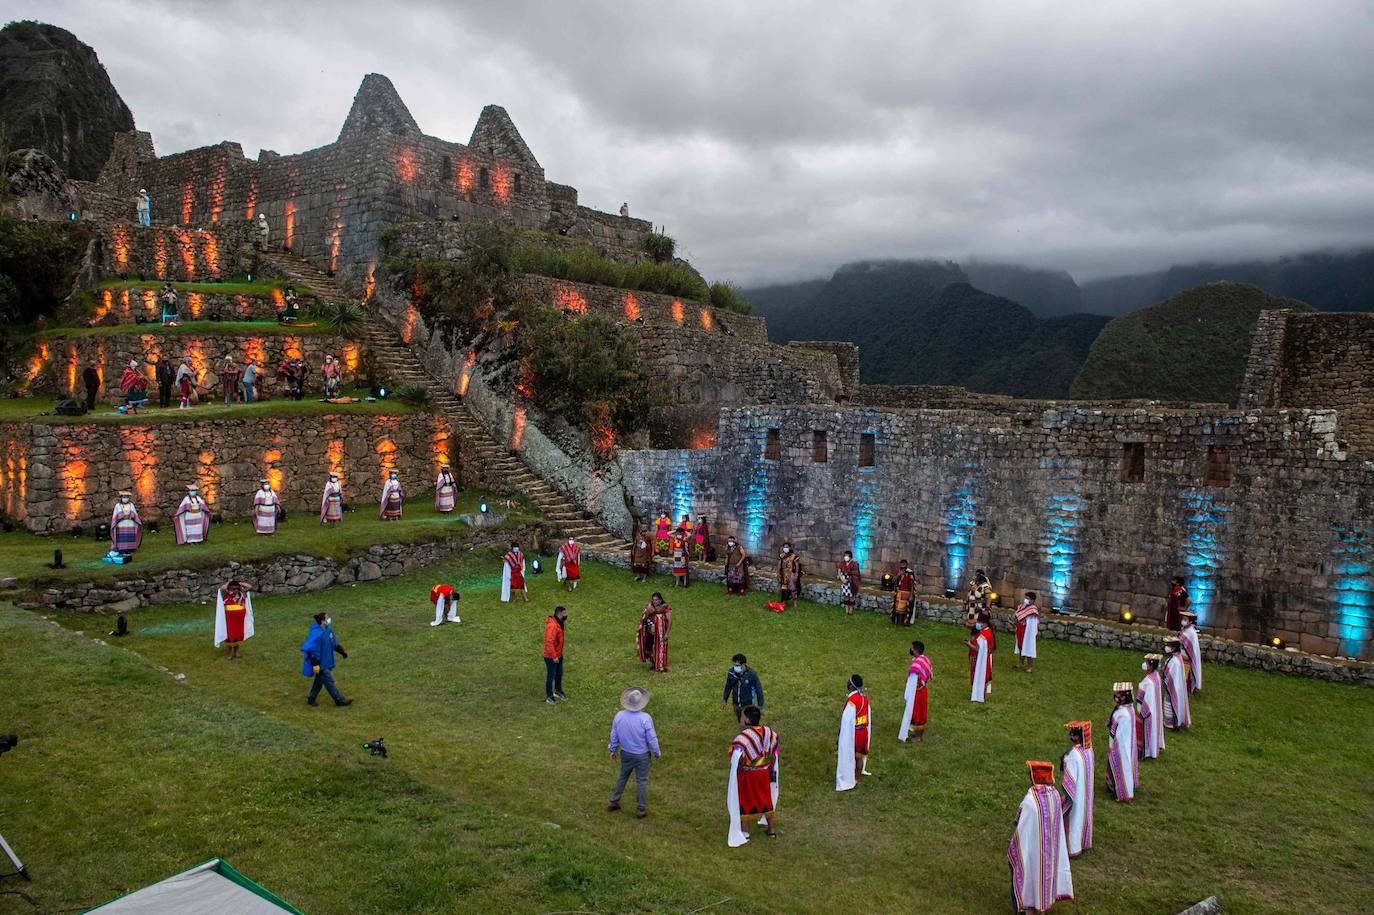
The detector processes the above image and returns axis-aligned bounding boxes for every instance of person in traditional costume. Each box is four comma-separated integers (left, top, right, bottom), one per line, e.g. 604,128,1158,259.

891,559,917,625
119,360,148,412
252,479,279,534
676,513,693,545
836,674,871,790
965,568,993,632
1161,637,1192,730
429,583,461,627
1014,591,1040,673
321,355,341,399
966,610,995,703
727,705,779,846
694,516,710,562
434,466,457,513
379,470,404,521
556,536,581,591
1137,654,1166,759
1179,610,1203,694
1106,683,1139,802
213,580,255,660
778,542,802,608
176,356,194,409
654,510,672,557
109,491,142,554
320,472,344,527
220,355,241,406
837,550,861,616
159,283,178,325
1164,575,1190,631
670,531,690,587
630,522,654,582
501,542,528,603
899,640,932,743
1009,761,1074,914
636,593,672,672
723,536,749,596
1060,722,1094,858
174,484,210,545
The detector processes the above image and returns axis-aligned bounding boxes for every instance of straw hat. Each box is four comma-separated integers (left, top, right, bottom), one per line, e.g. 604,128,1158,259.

620,686,650,711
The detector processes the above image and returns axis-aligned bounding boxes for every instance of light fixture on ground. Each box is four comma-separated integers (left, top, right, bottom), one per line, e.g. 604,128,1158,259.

531,558,542,575
944,588,957,599
1120,609,1135,624
989,591,1001,607
1270,636,1286,650
880,573,894,592
479,501,488,514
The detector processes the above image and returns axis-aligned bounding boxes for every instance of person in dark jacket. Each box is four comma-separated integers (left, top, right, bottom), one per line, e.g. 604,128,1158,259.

155,356,176,408
721,653,764,721
81,360,101,411
300,611,352,706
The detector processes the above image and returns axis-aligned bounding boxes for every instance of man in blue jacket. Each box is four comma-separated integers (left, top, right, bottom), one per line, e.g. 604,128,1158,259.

301,611,352,706
721,653,764,721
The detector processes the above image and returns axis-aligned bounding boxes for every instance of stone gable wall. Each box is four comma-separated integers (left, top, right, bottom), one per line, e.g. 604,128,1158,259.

2,410,453,533
617,403,1374,659
1275,312,1374,457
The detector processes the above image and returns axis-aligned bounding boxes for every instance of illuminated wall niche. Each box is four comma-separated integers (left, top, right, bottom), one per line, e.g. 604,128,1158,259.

431,417,451,476
96,290,113,322
188,292,203,319
142,289,158,320
245,176,258,219
1179,490,1230,625
851,464,878,570
0,436,29,517
363,261,378,302
396,149,418,184
456,158,474,192
118,290,132,322
458,351,476,396
670,460,694,525
1041,459,1086,608
671,299,685,325
741,427,778,553
623,293,641,322
943,472,978,590
197,450,219,507
491,165,513,202
111,227,130,272
700,309,714,332
1329,526,1372,657
263,445,284,494
119,426,157,509
283,336,302,360
326,438,345,488
58,437,88,521
180,180,193,224
554,283,588,315
201,233,220,276
343,344,360,373
24,341,50,387
64,344,78,395
174,228,196,279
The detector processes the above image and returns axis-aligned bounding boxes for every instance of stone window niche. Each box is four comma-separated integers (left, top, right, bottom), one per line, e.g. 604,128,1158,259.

1120,442,1145,482
513,173,523,193
441,155,452,177
479,166,490,189
858,432,876,467
812,430,828,462
1205,446,1232,487
764,428,782,461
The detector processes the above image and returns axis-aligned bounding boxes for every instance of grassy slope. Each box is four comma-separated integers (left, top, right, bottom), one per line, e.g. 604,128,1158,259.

0,396,420,426
0,493,534,589
4,556,1371,913
1070,282,1314,402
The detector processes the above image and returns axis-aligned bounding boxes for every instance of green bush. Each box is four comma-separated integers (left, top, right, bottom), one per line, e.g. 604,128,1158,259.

513,242,706,300
708,280,753,314
0,214,91,324
307,299,367,338
391,222,526,334
395,383,431,407
643,232,676,264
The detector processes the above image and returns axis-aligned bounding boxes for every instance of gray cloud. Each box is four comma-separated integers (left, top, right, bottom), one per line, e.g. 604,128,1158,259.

14,0,1374,285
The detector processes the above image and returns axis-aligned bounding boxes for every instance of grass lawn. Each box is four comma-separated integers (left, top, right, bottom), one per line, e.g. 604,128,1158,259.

3,556,1370,913
0,395,424,426
0,491,537,589
92,278,307,297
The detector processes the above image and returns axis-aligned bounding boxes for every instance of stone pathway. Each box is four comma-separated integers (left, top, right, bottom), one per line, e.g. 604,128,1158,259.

259,249,629,554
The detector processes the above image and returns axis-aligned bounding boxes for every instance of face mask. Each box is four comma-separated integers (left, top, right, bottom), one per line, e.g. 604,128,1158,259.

783,546,790,553
325,617,332,627
732,665,742,673
844,556,852,562
975,623,984,631
1142,662,1149,671
728,541,736,547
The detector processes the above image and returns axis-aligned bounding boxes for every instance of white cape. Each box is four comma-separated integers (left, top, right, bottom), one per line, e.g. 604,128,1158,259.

213,591,254,647
1109,706,1137,800
431,592,460,626
726,747,781,847
970,637,989,703
1138,672,1165,758
836,701,857,791
1018,615,1038,658
898,672,918,742
1062,746,1093,856
1181,625,1203,691
555,552,567,582
1010,786,1074,911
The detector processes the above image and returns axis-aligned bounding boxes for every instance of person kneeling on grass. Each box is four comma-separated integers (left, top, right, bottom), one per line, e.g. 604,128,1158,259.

301,611,352,706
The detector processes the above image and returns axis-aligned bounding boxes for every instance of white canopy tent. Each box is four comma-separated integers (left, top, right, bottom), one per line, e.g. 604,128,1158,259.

83,858,302,914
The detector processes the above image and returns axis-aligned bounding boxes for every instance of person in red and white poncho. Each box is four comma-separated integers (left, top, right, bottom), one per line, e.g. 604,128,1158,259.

1014,591,1040,673
727,705,779,847
556,537,581,591
501,542,528,603
835,674,871,790
429,583,460,627
1009,760,1074,913
899,640,932,743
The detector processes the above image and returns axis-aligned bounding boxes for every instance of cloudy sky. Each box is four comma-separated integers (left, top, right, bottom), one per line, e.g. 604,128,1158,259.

15,0,1374,284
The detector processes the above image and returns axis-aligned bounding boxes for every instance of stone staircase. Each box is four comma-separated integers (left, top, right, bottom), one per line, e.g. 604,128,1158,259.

259,249,629,554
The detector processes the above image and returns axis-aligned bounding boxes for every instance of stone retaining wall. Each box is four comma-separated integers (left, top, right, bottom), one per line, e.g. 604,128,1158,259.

98,223,259,282
88,288,294,325
36,521,554,613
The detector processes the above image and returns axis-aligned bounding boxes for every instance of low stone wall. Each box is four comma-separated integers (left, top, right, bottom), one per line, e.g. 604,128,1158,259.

98,223,259,282
853,383,1210,413
4,409,453,532
522,274,722,337
89,288,293,325
36,521,554,612
588,550,1374,687
30,331,363,402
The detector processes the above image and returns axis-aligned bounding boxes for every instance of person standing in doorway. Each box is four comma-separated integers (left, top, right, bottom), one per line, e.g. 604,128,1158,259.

607,686,660,818
81,359,100,411
543,606,568,705
300,611,351,707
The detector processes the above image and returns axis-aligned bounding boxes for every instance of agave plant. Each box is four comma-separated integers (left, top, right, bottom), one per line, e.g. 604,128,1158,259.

309,299,367,338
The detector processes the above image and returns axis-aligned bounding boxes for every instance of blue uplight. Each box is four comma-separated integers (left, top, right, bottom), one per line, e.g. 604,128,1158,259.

1042,470,1084,607
944,480,977,590
851,455,878,570
741,427,776,553
1329,526,1373,657
1179,491,1231,625
670,461,694,526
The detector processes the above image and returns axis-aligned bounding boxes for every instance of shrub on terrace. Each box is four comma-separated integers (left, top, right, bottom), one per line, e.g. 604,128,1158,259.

708,280,753,315
643,232,676,264
512,241,707,300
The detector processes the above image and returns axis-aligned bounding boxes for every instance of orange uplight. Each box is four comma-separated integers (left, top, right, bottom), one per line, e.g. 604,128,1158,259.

95,290,113,323
402,304,419,344
264,447,284,494
700,309,714,331
187,339,207,377
326,438,345,486
283,335,302,360
142,338,160,381
201,232,220,276
329,219,343,272
555,283,588,315
590,402,616,460
457,350,476,396
457,158,474,192
119,427,157,507
118,290,132,322
209,158,224,223
180,181,194,225
24,340,49,386
624,292,641,322
245,176,258,220
188,292,203,319
363,261,377,302
154,233,168,279
511,405,526,450
142,289,158,320
1,439,29,517
65,346,77,395
397,149,418,184
174,228,196,279
197,450,218,507
374,418,399,480
491,165,512,202
671,299,685,325
343,343,359,372
432,418,450,474
515,362,535,399
272,288,284,309
691,427,719,449
285,201,296,250
244,337,265,368
112,226,130,272
60,456,88,522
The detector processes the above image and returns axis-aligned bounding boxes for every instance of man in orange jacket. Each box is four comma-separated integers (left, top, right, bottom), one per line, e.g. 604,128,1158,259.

544,606,568,705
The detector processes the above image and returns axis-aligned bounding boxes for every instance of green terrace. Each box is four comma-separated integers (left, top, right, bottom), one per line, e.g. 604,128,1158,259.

39,320,340,339
0,395,428,426
0,490,538,588
90,278,310,297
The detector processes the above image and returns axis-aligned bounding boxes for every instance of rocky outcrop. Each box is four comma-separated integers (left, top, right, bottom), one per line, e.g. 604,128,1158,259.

0,21,135,181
